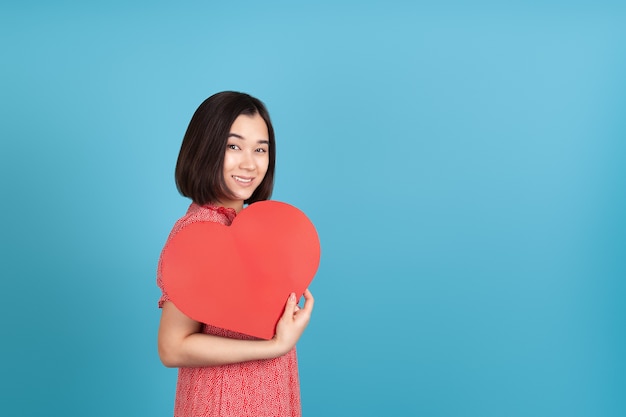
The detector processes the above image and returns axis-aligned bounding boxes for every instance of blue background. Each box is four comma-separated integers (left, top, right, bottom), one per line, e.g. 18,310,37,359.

1,1,625,416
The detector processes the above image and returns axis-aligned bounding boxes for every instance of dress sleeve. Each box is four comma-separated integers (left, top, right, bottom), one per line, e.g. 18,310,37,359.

156,253,171,308
156,208,194,308
156,213,187,309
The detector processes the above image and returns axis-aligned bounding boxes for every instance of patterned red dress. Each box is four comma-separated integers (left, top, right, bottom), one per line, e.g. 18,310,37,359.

157,203,302,417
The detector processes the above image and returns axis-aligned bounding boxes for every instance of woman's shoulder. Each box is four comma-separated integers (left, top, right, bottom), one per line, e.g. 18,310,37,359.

172,202,236,233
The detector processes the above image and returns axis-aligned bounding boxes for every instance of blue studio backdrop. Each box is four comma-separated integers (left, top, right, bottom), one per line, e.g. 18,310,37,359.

1,2,624,416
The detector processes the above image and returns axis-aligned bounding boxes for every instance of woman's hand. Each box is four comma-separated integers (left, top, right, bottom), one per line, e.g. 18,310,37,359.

272,289,315,356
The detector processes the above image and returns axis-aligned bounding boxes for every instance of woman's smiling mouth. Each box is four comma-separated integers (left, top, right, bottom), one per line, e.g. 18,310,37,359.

233,175,253,184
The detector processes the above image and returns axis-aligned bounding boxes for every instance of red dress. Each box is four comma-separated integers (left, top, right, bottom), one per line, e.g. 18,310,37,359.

157,203,301,417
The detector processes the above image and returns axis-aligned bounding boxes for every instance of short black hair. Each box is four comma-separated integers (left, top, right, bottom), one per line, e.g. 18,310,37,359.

175,91,275,206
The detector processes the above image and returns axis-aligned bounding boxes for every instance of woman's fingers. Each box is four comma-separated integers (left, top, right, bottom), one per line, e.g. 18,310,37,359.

300,289,314,314
281,289,314,323
282,292,297,318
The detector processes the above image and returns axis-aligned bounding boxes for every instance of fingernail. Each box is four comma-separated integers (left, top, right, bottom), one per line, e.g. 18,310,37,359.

289,293,296,302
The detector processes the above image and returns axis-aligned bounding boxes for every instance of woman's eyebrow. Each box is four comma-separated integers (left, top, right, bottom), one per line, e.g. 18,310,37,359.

228,133,269,144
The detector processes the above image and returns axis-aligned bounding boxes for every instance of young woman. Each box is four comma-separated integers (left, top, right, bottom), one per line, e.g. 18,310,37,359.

157,91,314,417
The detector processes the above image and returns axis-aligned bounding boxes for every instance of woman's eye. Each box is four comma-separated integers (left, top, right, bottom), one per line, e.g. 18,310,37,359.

227,144,239,150
256,148,268,153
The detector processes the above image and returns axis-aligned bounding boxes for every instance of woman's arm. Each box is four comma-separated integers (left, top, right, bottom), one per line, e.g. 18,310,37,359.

158,289,314,368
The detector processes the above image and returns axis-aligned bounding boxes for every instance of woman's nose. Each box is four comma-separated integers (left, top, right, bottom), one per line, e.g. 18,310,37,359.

239,151,255,169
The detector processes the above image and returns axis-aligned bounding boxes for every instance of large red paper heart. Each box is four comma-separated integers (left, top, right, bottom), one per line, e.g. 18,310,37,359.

161,200,320,340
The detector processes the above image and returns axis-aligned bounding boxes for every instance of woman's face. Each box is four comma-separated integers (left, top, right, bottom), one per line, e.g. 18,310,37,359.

219,112,270,212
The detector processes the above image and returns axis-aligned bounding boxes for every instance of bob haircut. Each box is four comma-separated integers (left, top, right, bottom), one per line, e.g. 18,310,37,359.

175,91,276,206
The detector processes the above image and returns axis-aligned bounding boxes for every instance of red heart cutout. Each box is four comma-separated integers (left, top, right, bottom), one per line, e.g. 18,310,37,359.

161,200,320,339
